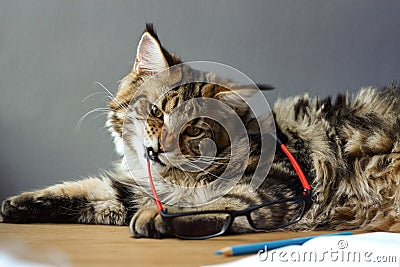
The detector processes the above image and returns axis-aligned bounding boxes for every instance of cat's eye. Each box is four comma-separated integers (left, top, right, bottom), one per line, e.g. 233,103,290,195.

185,126,202,137
150,104,163,118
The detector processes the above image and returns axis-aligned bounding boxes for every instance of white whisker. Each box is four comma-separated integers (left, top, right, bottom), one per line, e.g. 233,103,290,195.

180,160,225,181
95,82,114,98
75,107,110,133
81,91,113,103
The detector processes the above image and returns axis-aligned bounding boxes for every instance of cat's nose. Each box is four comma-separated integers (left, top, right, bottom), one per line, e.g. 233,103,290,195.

159,143,166,152
160,129,175,152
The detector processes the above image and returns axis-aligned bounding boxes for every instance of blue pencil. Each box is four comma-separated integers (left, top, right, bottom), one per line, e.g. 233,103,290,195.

215,232,352,256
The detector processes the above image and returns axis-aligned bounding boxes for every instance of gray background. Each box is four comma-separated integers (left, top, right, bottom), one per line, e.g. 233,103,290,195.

1,0,399,201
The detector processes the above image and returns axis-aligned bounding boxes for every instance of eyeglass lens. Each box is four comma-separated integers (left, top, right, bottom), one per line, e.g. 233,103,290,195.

171,213,231,238
249,199,305,229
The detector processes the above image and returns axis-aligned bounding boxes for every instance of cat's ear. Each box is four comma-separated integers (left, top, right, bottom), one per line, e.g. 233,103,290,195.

133,31,169,75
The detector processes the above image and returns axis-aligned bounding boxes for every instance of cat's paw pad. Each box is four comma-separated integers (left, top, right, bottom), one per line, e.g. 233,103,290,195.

130,206,172,238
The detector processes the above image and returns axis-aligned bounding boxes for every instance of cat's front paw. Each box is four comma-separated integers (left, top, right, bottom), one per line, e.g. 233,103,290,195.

1,193,41,223
1,192,73,223
130,206,173,239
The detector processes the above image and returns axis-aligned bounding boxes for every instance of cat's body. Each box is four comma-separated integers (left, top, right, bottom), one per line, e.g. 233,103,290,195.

1,24,400,237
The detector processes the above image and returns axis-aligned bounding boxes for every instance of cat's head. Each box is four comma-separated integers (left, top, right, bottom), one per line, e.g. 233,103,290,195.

107,24,269,189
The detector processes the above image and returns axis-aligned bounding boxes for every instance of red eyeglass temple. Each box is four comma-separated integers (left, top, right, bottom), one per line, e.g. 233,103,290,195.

279,143,312,193
146,140,312,212
146,158,164,211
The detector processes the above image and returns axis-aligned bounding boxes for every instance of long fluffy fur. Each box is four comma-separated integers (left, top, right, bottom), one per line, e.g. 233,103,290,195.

275,84,400,231
1,24,399,237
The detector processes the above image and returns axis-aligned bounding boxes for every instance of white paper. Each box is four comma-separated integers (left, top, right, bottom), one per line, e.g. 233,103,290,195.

204,232,400,267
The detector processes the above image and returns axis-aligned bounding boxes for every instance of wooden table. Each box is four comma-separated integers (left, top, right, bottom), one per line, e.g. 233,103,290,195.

0,223,333,267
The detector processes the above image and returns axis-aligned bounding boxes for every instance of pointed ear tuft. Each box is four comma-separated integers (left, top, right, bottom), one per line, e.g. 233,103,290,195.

256,83,275,91
144,23,158,40
133,32,169,74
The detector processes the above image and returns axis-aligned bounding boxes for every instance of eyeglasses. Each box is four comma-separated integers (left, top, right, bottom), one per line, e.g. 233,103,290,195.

145,136,312,239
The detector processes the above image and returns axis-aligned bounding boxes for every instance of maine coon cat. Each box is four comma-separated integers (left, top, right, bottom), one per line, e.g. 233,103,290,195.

1,24,400,238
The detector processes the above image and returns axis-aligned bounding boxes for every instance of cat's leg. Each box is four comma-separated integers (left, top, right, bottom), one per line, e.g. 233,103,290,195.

388,218,400,232
1,177,128,225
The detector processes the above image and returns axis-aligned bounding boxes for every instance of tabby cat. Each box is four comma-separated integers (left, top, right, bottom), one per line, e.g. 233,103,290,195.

1,24,400,238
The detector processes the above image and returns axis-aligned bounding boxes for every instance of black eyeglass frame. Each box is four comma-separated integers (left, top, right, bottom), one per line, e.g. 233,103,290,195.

145,136,313,240
160,192,311,239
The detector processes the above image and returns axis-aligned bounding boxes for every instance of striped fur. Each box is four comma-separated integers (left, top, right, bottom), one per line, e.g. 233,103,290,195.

1,24,399,238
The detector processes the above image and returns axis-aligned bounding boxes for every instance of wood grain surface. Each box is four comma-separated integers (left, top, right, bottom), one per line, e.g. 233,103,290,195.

0,223,334,267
